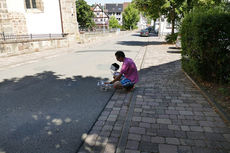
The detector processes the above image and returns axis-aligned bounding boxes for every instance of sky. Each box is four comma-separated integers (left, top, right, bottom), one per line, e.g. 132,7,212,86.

85,0,132,5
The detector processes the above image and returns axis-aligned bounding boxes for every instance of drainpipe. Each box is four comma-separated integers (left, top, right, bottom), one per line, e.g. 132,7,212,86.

58,0,64,35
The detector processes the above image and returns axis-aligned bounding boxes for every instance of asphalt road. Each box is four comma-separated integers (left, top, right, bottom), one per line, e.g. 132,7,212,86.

0,32,149,153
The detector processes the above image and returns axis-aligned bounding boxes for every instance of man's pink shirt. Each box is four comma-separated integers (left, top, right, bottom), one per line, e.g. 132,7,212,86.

120,57,139,83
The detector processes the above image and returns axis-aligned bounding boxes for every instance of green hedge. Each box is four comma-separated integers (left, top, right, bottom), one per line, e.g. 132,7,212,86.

181,8,230,83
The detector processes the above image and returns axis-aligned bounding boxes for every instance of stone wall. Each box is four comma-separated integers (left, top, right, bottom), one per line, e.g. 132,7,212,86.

60,0,79,42
0,0,27,35
0,38,69,56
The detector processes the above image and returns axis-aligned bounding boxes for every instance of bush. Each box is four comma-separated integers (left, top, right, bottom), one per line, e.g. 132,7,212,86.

181,7,230,83
165,33,178,44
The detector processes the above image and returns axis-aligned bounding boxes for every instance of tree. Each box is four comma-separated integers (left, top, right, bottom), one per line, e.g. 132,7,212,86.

76,0,95,29
161,0,185,34
133,0,184,34
122,4,140,30
109,16,120,29
133,0,165,20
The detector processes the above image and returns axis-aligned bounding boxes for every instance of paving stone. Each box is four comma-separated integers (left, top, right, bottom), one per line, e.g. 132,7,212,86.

129,127,145,135
131,121,140,127
132,117,142,122
159,144,177,153
174,131,187,139
102,125,113,131
139,122,151,128
181,126,190,131
128,134,141,141
186,132,205,140
190,126,204,132
142,117,156,123
180,139,195,146
166,110,179,115
125,150,140,153
192,147,216,153
151,136,165,143
139,142,158,152
159,124,169,130
157,119,172,124
168,125,180,130
182,120,198,126
166,138,180,145
204,133,226,141
126,140,139,150
169,115,178,120
134,108,142,113
224,134,230,142
157,129,175,137
194,140,206,147
108,137,119,143
159,115,169,119
203,127,213,133
141,135,151,142
178,146,192,153
179,111,194,115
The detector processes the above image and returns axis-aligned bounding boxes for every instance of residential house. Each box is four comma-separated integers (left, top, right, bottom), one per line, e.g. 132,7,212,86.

0,0,79,54
105,3,123,25
123,2,130,10
92,4,109,29
154,16,178,36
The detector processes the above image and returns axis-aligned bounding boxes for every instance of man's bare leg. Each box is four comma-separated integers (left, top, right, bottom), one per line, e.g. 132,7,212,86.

113,81,123,89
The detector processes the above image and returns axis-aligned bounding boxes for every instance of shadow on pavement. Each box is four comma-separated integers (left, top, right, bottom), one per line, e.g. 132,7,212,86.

167,50,181,54
75,50,131,54
117,41,163,46
0,71,114,153
168,47,180,49
78,60,190,153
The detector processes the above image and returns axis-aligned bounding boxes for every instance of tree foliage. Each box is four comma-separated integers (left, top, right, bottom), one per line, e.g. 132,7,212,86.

133,0,165,20
133,0,224,34
76,0,95,29
109,16,120,29
122,4,140,30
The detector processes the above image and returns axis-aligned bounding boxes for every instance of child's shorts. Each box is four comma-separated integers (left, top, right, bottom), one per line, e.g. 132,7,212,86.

120,77,135,88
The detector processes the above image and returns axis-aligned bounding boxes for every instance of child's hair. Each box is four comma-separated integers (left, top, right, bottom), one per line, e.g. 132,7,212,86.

111,63,119,71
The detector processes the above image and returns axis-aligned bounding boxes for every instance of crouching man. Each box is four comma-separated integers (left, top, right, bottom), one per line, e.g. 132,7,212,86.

106,51,139,91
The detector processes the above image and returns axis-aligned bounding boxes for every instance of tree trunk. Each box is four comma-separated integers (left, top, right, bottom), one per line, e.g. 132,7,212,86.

171,8,175,35
171,19,175,35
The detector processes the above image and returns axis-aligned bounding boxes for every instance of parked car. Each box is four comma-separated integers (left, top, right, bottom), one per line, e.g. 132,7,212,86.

140,29,149,37
145,26,153,33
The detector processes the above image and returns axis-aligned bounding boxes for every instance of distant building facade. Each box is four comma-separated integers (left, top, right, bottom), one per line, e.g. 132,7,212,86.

0,0,78,36
105,2,131,26
92,4,109,29
105,3,123,25
0,0,79,55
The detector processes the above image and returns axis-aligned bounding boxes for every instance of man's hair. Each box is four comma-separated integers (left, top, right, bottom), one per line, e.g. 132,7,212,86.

115,51,125,58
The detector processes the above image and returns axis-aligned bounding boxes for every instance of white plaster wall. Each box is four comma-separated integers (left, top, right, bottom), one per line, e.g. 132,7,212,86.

6,0,62,34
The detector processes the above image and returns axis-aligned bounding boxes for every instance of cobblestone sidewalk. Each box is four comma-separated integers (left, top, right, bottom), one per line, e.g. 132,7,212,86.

78,37,230,153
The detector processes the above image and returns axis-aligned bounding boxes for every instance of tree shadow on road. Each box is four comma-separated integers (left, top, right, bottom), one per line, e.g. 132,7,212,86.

116,41,163,46
0,71,114,153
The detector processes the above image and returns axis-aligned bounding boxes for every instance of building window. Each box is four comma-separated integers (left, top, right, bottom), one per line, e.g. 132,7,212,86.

25,0,44,12
25,0,37,9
